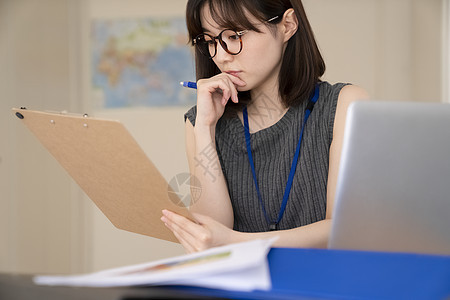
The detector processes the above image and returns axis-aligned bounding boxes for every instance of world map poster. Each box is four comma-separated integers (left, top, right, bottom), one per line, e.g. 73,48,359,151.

91,18,197,108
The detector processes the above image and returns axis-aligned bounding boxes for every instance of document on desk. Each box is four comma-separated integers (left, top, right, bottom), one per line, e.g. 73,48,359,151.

34,238,275,292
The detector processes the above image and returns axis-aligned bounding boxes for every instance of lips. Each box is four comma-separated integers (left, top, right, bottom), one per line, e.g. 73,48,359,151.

225,71,241,78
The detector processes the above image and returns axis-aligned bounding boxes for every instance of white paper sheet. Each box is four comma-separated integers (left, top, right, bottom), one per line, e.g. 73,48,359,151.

34,238,276,292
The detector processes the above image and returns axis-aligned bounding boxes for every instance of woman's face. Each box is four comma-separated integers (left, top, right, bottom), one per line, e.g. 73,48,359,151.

200,5,286,95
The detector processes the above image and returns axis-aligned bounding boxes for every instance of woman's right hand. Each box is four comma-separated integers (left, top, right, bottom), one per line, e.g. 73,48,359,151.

195,73,246,129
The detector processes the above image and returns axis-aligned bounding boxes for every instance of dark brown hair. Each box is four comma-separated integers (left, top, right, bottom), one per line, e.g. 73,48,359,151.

186,0,325,109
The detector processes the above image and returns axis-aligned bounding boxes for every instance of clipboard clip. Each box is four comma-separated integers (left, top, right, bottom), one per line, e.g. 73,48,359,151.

15,107,27,119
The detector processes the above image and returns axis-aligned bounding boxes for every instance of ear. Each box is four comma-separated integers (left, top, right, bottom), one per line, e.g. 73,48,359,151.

281,8,298,43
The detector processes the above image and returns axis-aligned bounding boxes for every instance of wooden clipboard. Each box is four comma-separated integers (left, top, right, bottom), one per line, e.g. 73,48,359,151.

13,108,193,243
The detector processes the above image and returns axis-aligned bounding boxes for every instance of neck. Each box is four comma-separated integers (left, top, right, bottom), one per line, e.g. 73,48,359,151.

240,85,288,133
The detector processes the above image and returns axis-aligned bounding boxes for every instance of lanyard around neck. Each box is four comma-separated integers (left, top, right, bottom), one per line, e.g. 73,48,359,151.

243,84,320,231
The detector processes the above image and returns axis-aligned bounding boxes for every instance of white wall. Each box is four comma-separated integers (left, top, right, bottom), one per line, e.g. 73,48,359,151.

0,0,445,275
0,0,75,274
443,0,450,103
304,0,443,102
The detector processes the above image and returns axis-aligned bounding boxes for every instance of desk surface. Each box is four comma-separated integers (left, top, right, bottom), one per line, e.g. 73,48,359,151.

1,248,449,300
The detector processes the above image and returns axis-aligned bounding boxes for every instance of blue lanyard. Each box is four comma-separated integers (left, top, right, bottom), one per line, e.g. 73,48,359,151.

243,84,320,231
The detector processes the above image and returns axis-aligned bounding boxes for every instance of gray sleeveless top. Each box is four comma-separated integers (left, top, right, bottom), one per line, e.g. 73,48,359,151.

184,82,348,232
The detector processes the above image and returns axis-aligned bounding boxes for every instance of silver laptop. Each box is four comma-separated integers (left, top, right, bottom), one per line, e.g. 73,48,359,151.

329,101,450,255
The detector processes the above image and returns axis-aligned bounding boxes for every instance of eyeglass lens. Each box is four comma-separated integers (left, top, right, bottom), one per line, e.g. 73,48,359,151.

195,30,243,58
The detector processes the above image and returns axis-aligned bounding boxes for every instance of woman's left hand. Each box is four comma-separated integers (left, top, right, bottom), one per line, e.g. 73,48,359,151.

161,210,239,253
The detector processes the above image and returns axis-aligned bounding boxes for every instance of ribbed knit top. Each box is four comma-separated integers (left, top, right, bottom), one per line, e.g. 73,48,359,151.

184,82,348,232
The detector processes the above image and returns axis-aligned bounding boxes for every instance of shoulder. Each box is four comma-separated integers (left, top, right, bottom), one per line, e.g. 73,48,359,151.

315,82,349,114
335,85,370,122
319,81,348,97
318,82,369,113
337,84,370,107
312,82,350,121
315,82,369,142
333,84,369,136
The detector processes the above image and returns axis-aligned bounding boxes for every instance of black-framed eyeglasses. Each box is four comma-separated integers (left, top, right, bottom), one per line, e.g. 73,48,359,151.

193,15,281,59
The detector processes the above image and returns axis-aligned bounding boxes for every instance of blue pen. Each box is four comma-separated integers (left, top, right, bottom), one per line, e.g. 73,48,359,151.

180,81,197,89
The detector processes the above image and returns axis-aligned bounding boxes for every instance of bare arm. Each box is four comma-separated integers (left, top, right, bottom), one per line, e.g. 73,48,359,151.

184,73,247,229
326,85,369,219
185,118,233,228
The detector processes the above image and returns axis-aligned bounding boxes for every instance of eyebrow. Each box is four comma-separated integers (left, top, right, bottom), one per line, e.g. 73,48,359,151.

201,27,220,35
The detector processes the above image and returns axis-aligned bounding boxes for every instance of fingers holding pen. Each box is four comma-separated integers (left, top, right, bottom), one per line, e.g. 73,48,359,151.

197,73,246,106
194,73,246,128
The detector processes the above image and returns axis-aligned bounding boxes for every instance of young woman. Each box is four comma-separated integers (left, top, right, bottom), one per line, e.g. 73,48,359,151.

161,0,369,253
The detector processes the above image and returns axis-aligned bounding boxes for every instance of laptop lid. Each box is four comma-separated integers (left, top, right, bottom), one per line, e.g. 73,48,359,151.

329,101,450,255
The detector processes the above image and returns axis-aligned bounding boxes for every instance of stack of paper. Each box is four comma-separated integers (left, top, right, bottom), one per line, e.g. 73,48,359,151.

34,238,275,292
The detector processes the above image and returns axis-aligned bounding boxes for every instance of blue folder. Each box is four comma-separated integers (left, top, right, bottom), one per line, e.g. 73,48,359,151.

172,247,450,299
